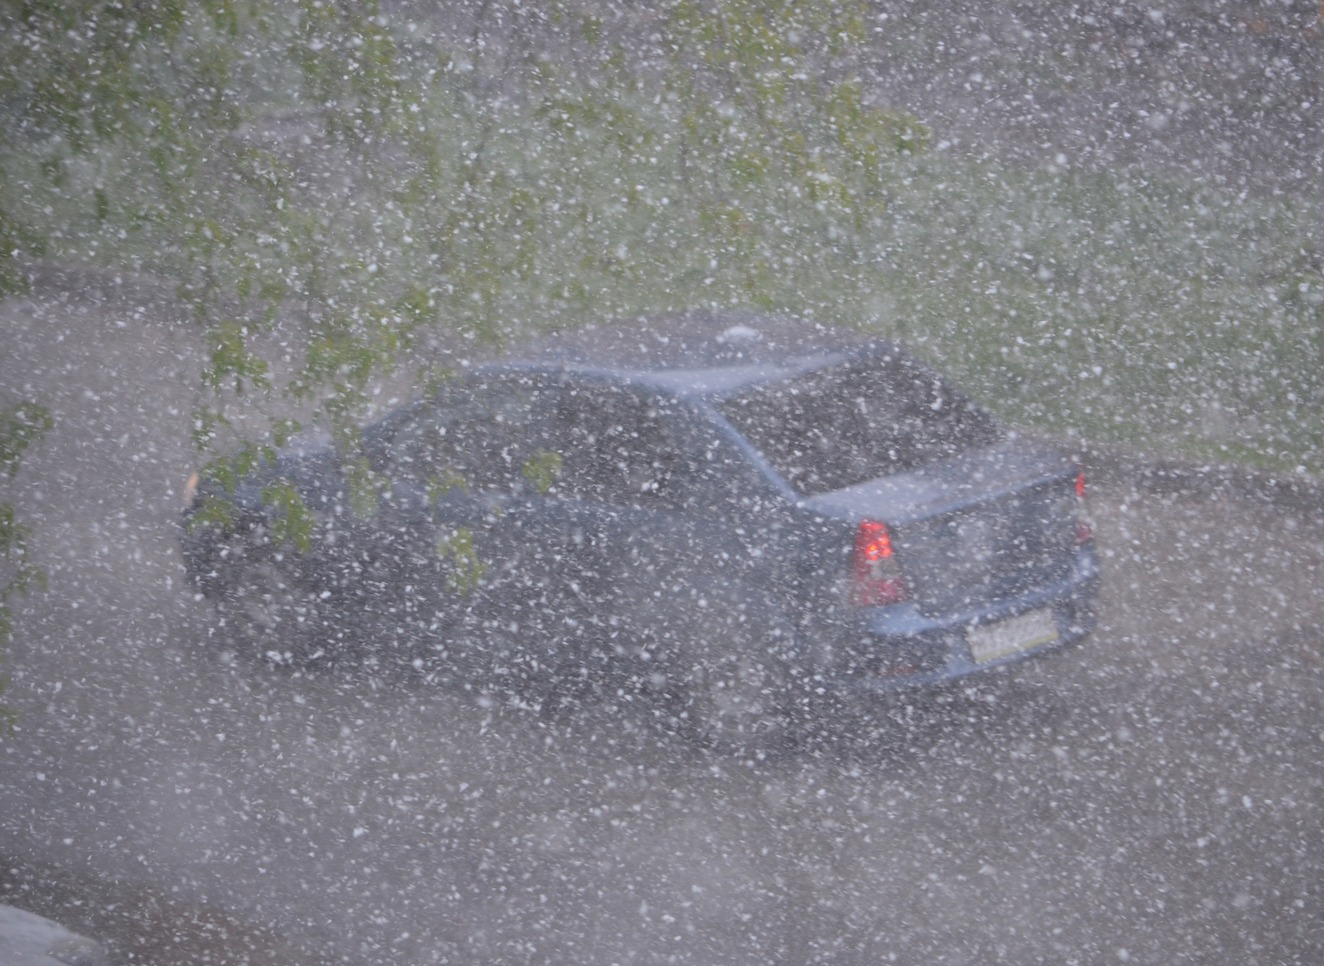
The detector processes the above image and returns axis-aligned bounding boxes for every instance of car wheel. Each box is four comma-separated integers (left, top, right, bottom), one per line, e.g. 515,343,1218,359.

680,642,797,758
218,549,334,666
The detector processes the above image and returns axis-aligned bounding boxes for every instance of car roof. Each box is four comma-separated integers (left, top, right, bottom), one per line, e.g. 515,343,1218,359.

491,309,897,400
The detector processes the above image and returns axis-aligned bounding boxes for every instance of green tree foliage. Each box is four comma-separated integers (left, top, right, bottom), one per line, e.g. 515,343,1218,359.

1,0,926,548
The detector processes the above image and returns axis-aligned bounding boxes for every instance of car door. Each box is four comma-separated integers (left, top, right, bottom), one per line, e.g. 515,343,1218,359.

539,380,748,674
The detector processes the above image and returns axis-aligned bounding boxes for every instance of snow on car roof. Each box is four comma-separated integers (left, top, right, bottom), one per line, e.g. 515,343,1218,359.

514,309,871,367
501,309,888,397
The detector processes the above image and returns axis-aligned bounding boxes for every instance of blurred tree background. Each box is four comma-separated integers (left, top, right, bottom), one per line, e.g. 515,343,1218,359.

1,0,1320,485
1,0,925,461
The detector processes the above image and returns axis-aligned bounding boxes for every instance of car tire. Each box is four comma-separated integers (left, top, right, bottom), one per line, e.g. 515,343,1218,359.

676,614,800,758
216,543,335,667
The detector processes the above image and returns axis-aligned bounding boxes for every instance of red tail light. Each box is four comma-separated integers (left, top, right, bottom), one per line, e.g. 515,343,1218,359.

1075,470,1093,543
851,520,908,607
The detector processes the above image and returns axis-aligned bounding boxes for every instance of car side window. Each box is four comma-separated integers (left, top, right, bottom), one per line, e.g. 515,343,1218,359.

554,385,688,510
388,376,553,495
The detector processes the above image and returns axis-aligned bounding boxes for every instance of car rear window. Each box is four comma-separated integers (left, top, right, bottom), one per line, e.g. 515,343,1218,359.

717,351,1003,495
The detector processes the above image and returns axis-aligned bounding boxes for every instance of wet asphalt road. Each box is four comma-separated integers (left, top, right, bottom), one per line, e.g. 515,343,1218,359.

2,277,1323,965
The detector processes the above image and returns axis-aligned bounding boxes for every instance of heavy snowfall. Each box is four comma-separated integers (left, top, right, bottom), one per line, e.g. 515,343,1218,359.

1,2,1322,963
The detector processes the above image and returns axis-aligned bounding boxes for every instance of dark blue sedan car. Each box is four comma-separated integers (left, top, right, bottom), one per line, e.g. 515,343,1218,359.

181,311,1100,752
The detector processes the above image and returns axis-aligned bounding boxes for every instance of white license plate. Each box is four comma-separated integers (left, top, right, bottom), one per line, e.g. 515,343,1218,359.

968,608,1059,664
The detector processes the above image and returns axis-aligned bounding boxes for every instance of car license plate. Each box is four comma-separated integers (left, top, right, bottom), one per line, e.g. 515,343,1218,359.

968,608,1059,664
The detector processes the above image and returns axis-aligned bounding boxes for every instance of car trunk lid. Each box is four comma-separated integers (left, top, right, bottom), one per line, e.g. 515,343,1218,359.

803,438,1083,616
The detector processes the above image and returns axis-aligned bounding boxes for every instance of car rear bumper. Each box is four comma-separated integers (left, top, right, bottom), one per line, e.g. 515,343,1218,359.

820,546,1101,698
